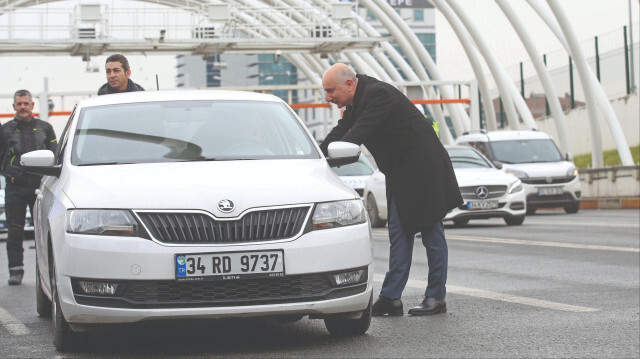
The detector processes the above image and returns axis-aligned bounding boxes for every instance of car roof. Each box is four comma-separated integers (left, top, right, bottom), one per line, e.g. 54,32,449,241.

76,90,286,108
456,130,551,142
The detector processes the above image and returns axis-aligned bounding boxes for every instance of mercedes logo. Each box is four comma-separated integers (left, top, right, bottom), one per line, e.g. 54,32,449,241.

217,199,235,213
475,186,489,199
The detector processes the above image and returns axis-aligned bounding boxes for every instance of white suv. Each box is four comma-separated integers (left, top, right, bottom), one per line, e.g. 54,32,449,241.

455,130,581,214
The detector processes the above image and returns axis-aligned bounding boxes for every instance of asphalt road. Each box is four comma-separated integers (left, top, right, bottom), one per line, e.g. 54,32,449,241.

1,208,638,358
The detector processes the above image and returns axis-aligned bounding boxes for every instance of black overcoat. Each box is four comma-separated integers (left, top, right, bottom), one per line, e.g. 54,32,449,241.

320,74,463,235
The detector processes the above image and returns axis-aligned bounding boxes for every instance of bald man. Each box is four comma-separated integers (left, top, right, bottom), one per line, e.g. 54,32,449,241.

319,63,462,316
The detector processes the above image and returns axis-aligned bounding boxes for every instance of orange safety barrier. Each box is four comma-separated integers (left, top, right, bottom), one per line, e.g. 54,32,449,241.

412,99,470,104
0,111,72,119
0,99,468,118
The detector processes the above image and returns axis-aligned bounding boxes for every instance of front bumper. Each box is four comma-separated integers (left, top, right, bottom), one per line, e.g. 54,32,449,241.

444,189,526,222
522,176,582,209
53,223,374,325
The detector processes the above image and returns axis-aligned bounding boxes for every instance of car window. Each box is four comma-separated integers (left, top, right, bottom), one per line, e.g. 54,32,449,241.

490,139,563,164
447,147,492,169
71,100,320,165
332,155,375,176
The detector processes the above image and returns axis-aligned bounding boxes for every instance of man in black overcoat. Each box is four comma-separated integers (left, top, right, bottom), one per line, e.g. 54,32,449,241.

319,63,462,316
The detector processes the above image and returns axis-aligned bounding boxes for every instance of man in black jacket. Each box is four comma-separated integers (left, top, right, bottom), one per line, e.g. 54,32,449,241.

97,54,145,95
2,89,57,285
320,63,462,316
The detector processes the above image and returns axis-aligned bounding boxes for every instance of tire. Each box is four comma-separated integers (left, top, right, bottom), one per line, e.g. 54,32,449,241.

526,207,537,215
366,194,387,228
453,218,469,227
51,257,87,351
324,295,372,337
564,203,580,214
504,215,525,226
36,261,52,318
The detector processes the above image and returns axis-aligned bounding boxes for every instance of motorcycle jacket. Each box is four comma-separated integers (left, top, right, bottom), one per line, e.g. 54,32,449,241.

1,116,57,186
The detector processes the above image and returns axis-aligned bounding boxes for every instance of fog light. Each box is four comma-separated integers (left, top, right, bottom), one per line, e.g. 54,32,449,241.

78,281,118,295
332,269,366,286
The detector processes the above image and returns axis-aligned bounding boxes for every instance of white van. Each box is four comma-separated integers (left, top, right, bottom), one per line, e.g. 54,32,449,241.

455,130,581,214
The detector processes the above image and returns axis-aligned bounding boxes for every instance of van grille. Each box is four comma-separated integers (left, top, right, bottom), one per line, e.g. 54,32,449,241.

136,206,310,244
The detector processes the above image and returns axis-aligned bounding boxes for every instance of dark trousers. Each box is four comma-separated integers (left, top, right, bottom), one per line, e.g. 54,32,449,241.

5,183,37,275
379,197,448,300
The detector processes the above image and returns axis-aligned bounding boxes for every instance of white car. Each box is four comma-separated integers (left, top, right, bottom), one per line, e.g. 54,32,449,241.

22,90,374,351
363,145,526,227
331,154,376,198
455,130,581,214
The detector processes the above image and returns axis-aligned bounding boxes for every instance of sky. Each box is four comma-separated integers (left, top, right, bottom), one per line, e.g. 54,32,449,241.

0,0,638,116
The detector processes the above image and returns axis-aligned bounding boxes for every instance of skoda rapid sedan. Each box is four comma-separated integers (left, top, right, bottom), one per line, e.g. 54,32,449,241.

22,91,373,351
363,145,526,227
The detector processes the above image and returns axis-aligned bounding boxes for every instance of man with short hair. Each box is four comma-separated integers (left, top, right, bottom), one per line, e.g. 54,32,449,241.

97,54,145,95
319,63,462,316
2,89,57,285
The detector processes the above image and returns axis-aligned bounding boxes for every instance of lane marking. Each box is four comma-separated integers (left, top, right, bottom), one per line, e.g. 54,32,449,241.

0,307,30,335
374,275,599,313
447,234,639,253
523,220,639,228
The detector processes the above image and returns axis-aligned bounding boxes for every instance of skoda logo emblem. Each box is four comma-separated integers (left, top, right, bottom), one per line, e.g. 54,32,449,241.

218,199,235,213
476,186,489,199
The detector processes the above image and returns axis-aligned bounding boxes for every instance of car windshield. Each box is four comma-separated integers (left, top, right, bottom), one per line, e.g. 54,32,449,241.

71,100,319,165
447,147,492,169
490,139,563,164
331,155,375,176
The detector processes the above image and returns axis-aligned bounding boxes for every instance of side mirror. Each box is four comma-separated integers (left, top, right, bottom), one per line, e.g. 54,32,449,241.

326,141,361,168
565,152,573,161
20,150,61,178
492,160,503,169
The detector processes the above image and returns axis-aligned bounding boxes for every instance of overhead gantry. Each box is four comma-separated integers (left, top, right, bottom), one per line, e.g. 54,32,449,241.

0,0,632,166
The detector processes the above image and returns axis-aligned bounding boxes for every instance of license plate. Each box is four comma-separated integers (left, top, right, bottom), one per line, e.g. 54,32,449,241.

537,187,563,196
467,200,498,210
175,250,284,281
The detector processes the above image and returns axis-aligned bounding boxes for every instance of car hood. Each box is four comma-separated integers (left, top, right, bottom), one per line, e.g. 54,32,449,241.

63,159,354,217
500,161,574,177
454,168,519,187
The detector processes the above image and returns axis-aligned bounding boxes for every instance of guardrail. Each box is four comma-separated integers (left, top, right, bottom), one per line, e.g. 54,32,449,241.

579,165,640,209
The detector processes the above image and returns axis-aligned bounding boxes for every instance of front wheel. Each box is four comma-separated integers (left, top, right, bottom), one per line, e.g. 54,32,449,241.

324,296,372,337
504,215,525,226
51,257,87,351
453,218,469,227
36,261,52,317
564,203,580,214
366,194,387,228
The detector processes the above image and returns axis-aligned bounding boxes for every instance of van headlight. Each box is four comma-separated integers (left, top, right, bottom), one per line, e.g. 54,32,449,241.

566,166,578,177
312,199,367,230
507,179,523,194
504,167,528,179
66,209,143,236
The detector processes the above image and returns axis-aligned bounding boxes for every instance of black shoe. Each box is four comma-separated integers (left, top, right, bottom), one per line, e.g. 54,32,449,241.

408,297,447,316
372,296,403,316
8,273,23,285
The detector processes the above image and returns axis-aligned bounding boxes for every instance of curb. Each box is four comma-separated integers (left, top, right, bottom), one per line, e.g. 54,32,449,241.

580,198,640,209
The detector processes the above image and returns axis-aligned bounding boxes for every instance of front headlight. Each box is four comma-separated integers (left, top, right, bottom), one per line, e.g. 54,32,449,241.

312,199,367,230
66,209,142,236
507,179,523,194
504,167,529,179
566,166,578,177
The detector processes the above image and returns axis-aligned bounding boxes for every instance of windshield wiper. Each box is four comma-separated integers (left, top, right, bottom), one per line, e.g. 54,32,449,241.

78,161,134,166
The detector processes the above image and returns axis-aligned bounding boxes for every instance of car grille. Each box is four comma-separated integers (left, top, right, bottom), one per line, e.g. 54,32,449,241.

72,270,367,309
521,176,576,185
459,185,507,200
136,206,311,244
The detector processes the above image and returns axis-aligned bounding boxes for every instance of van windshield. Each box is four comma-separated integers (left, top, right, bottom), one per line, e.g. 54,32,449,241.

491,139,563,164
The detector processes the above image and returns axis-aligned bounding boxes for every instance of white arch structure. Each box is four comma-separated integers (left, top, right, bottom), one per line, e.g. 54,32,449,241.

0,0,633,166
